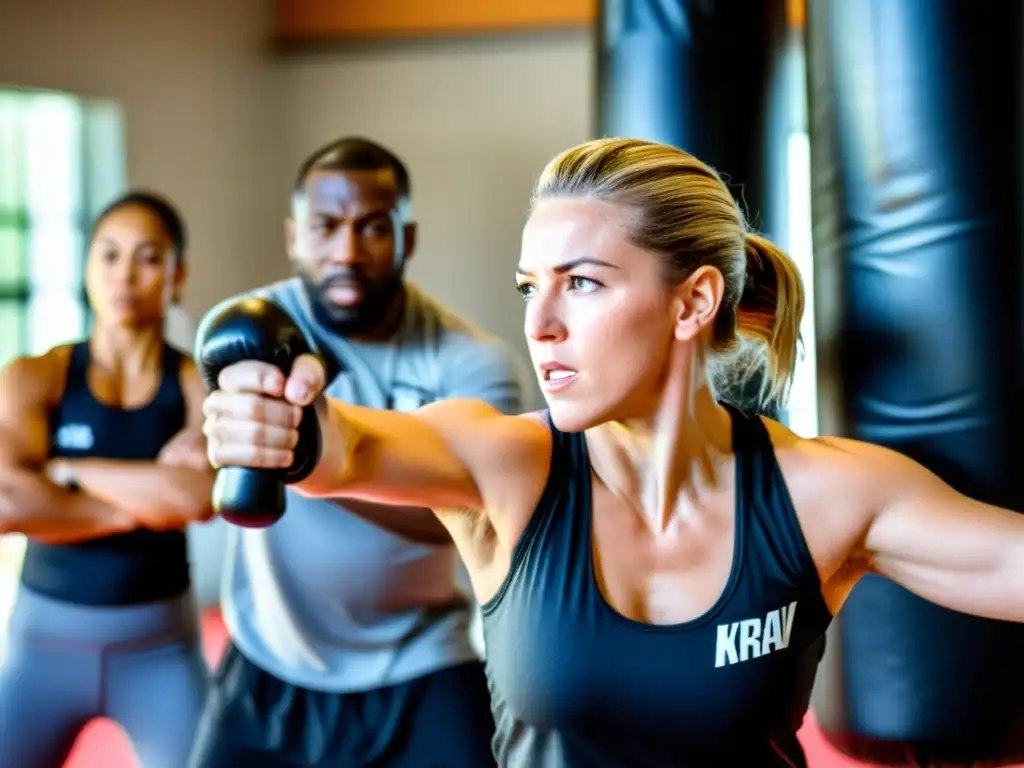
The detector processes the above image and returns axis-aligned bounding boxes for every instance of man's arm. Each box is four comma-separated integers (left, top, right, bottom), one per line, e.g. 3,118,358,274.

330,339,526,545
837,439,1024,623
0,352,136,543
51,357,215,529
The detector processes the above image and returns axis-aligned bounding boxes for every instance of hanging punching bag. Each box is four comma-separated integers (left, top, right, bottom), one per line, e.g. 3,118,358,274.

806,1,1024,764
598,0,790,419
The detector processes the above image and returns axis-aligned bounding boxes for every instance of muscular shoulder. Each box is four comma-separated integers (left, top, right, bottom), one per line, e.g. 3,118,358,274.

766,421,922,505
761,419,938,576
0,344,73,407
417,400,552,506
763,421,870,511
417,399,548,454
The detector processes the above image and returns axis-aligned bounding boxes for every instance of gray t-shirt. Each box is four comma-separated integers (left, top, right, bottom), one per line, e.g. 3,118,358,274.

221,277,524,692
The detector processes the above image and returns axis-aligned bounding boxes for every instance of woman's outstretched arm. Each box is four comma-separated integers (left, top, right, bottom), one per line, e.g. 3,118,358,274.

203,355,548,520
812,436,1024,623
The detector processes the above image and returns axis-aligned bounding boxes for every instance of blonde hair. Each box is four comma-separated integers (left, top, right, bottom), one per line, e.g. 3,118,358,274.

531,137,804,412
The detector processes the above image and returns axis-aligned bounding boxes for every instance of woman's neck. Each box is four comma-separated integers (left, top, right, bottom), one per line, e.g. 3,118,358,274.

587,349,733,535
89,322,165,375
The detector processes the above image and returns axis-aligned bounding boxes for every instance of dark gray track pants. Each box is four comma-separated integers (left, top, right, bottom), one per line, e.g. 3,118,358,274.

0,586,209,767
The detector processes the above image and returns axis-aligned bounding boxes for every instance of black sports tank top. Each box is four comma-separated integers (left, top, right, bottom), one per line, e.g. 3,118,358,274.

481,405,833,767
20,341,192,606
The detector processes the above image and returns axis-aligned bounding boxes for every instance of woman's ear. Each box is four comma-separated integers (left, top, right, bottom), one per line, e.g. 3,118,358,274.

672,265,725,342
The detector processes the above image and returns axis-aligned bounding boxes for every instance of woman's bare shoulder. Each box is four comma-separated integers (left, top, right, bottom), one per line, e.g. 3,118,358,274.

413,399,553,503
1,344,74,405
762,417,905,484
760,417,922,570
420,402,554,584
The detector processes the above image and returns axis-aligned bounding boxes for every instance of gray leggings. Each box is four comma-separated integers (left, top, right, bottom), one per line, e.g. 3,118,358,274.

0,586,209,768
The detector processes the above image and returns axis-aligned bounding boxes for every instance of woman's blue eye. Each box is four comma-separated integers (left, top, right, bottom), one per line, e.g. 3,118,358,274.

569,276,600,292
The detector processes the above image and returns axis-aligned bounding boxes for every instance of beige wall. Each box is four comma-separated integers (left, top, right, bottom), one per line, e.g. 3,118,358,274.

0,0,288,318
0,3,594,606
0,3,593,407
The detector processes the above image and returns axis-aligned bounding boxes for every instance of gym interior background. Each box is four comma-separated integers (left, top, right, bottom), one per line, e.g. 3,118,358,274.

2,1,1017,766
0,0,819,610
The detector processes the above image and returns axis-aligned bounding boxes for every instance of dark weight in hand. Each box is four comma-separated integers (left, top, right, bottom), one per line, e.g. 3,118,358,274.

195,296,323,528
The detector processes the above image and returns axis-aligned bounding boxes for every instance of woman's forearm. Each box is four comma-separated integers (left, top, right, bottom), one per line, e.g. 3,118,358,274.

58,458,215,519
0,466,135,541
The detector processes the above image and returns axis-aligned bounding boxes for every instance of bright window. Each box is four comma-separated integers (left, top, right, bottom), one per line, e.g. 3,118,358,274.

0,88,126,363
0,87,126,649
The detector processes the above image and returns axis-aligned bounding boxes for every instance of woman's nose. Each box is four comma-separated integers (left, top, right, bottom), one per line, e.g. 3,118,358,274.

524,294,567,344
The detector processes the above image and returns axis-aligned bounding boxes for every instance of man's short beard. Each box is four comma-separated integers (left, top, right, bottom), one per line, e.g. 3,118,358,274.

301,273,405,337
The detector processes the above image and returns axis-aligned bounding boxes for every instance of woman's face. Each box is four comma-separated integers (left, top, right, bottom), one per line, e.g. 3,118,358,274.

85,204,183,328
517,198,679,432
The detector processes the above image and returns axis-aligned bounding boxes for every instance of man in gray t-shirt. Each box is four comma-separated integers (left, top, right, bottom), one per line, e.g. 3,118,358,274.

189,138,522,768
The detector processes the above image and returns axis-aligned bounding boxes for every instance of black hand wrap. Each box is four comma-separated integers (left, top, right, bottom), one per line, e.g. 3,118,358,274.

195,296,324,528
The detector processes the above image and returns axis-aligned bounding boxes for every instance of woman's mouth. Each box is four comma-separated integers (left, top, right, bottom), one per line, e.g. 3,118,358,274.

541,367,578,393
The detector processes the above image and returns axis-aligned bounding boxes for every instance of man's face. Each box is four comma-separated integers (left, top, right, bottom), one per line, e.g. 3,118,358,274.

287,168,415,336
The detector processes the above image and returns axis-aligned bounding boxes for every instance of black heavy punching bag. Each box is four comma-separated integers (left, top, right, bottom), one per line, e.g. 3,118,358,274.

807,1,1024,764
598,0,790,419
195,296,323,528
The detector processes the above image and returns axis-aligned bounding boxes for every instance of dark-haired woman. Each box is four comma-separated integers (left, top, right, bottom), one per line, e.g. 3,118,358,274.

0,191,215,767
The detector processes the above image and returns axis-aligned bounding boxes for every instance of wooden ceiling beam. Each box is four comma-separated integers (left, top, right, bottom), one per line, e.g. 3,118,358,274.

275,0,597,42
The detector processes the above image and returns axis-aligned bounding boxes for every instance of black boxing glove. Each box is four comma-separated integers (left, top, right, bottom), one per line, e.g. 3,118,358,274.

195,296,324,528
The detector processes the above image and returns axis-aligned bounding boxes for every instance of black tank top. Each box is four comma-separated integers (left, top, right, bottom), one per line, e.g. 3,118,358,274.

20,341,192,606
481,406,833,767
